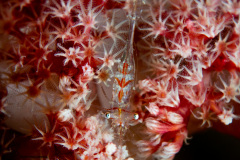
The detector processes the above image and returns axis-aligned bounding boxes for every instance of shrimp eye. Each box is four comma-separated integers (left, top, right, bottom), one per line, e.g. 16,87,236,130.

105,112,111,119
134,113,139,120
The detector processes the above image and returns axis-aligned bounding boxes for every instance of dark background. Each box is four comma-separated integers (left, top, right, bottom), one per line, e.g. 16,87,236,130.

175,129,240,160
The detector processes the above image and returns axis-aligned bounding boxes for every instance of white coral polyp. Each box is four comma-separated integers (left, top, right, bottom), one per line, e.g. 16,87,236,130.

82,63,94,80
218,114,233,125
105,142,117,155
114,145,130,160
85,116,99,134
145,118,161,133
58,109,73,122
167,112,183,124
161,143,180,158
59,76,71,90
147,102,160,116
138,79,155,93
156,142,180,159
102,131,114,143
218,107,239,125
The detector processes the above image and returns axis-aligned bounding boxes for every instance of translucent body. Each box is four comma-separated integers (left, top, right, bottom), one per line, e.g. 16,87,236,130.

106,0,139,140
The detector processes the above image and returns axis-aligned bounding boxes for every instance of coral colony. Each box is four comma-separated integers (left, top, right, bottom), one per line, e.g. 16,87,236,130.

0,0,240,159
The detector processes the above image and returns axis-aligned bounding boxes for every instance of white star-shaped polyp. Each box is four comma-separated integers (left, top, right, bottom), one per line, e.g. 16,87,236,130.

74,0,103,31
105,10,128,43
170,37,192,58
140,1,170,39
45,0,75,19
191,106,215,127
218,107,239,125
55,44,82,67
98,43,124,73
56,128,83,150
215,74,240,104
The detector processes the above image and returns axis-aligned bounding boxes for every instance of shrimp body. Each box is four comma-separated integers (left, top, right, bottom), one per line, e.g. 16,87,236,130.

104,2,140,154
110,8,137,127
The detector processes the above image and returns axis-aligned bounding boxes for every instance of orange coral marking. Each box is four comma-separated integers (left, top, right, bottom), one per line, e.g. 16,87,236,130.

84,47,94,57
158,91,167,98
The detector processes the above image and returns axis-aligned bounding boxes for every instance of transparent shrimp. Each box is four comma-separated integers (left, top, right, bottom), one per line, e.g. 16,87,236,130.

105,0,141,150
